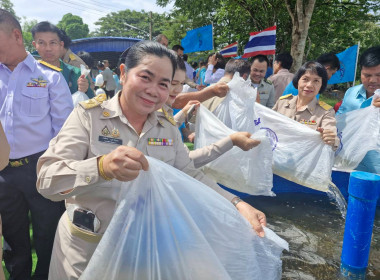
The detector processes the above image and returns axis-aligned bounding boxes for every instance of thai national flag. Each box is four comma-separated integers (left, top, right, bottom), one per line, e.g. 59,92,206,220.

220,42,238,58
242,26,276,58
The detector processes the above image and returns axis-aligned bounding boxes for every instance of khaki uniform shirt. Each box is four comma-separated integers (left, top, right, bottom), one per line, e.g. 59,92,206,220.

273,94,339,147
37,93,235,234
268,69,294,102
254,79,275,108
62,49,87,69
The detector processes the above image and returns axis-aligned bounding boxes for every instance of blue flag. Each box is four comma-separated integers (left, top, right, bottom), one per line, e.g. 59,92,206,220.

181,25,213,54
328,45,359,85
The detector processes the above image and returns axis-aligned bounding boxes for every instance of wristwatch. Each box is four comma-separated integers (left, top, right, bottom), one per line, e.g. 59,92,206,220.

231,197,242,207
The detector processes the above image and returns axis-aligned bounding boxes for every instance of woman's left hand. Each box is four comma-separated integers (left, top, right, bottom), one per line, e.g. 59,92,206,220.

317,127,336,146
235,201,267,237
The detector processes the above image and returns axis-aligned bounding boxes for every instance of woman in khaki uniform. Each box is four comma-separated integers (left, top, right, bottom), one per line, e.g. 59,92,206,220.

37,41,267,279
165,55,261,168
273,61,339,148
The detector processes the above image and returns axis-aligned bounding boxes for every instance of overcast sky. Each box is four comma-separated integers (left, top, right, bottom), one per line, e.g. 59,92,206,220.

12,0,174,32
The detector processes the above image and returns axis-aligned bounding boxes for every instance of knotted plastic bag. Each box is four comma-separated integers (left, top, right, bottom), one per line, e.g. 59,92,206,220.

334,90,380,171
195,104,274,196
81,157,288,280
72,65,91,106
215,73,258,133
211,74,334,192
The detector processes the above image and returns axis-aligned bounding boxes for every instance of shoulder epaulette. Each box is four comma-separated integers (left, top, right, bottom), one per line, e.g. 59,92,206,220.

161,107,176,126
38,60,62,72
69,53,77,61
79,94,107,109
318,101,332,111
279,94,293,100
264,78,272,85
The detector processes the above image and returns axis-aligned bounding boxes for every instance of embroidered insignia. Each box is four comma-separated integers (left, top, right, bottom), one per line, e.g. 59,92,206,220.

102,126,110,136
148,138,173,146
318,101,332,111
26,77,48,88
162,107,177,126
280,94,293,100
102,111,110,117
38,60,62,72
80,93,107,109
111,128,120,138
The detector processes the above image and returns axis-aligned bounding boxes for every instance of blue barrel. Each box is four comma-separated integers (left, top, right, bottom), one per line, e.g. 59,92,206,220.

341,171,380,279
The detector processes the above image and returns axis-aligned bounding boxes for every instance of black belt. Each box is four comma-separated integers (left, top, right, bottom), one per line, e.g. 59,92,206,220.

8,151,45,168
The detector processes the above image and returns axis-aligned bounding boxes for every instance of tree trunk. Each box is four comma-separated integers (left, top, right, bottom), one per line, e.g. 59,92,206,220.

285,0,316,73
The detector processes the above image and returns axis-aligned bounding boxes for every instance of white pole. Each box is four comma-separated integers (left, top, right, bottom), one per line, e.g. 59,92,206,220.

352,41,360,87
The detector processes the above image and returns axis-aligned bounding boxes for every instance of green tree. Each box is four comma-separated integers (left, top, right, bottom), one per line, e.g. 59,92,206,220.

158,0,380,71
57,13,89,39
21,17,38,52
93,9,167,40
0,0,19,19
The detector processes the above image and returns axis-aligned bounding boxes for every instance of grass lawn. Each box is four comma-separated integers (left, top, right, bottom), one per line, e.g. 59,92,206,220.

2,220,37,278
319,93,341,107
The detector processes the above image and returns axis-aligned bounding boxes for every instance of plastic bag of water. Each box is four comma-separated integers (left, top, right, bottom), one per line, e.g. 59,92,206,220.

81,157,287,280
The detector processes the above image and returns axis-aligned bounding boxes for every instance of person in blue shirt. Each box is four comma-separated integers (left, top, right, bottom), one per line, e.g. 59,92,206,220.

337,46,380,174
0,9,73,280
282,53,340,98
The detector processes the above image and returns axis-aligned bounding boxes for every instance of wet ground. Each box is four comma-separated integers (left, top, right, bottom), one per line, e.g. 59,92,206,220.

245,193,380,280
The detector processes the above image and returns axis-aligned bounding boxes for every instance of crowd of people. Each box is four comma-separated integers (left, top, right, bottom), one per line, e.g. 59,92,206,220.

0,8,379,280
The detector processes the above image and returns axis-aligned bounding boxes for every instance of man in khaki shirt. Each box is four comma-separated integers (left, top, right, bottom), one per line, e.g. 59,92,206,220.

250,55,276,108
268,52,294,102
60,30,87,69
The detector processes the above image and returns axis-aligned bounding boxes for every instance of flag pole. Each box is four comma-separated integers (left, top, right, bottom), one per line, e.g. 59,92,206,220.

353,41,360,87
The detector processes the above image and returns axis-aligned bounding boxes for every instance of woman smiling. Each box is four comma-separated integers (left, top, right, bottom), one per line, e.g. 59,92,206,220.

273,61,339,147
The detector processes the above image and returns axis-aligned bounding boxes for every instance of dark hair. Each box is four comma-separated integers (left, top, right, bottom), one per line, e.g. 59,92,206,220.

77,51,94,68
176,55,186,72
292,61,328,93
359,46,380,68
97,61,105,69
31,21,64,41
0,8,22,33
172,44,184,52
252,54,269,66
125,41,177,79
275,52,293,70
225,59,251,77
182,54,188,61
191,61,198,69
316,53,340,71
214,53,226,70
59,29,72,48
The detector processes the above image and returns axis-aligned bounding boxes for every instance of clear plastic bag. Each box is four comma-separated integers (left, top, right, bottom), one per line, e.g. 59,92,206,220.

254,102,335,192
195,104,274,196
81,157,287,280
72,65,92,106
212,74,334,192
334,90,380,171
